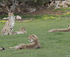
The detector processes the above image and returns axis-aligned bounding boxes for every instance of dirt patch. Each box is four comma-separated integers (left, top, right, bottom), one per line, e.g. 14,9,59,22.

0,6,63,16
15,7,63,15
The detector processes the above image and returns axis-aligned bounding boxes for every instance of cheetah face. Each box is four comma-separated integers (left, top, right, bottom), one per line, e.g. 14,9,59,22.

28,39,33,43
28,34,38,43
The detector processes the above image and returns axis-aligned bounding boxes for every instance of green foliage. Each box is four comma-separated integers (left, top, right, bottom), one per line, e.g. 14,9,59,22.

28,0,49,7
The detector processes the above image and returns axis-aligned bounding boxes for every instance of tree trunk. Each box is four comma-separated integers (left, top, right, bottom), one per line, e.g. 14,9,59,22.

1,0,16,35
1,12,15,35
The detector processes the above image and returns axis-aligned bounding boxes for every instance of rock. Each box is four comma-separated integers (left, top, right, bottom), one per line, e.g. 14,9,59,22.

3,17,9,20
16,15,22,19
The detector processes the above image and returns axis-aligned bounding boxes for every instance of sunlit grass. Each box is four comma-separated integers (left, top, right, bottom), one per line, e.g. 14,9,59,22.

0,20,7,22
0,7,70,57
0,17,70,57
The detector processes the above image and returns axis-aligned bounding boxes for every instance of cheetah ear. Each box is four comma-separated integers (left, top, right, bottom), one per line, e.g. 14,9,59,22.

32,35,35,37
31,34,35,37
33,34,38,38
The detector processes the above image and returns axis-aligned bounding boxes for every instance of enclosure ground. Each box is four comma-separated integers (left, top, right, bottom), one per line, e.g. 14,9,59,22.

0,17,70,57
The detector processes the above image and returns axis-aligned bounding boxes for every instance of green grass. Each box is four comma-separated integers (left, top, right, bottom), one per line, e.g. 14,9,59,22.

0,17,70,57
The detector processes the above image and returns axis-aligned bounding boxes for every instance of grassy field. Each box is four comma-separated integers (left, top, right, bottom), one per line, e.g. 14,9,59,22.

0,17,70,57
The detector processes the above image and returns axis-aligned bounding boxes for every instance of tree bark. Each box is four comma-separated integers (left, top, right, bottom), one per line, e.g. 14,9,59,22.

1,0,16,35
1,12,15,35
